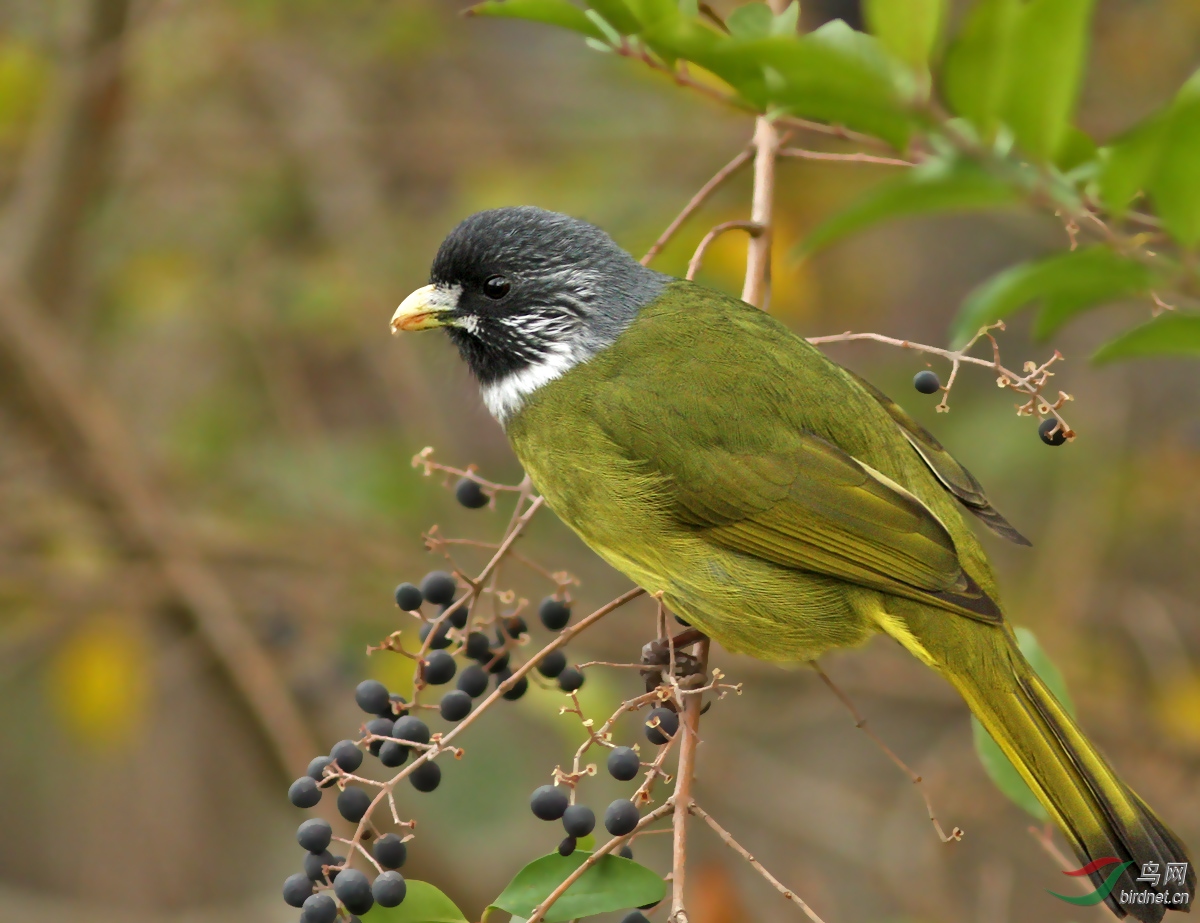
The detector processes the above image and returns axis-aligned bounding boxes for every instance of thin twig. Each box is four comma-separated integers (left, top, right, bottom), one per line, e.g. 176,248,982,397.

809,661,963,843
742,115,780,309
527,800,677,923
668,639,709,923
779,147,913,168
687,221,763,280
691,802,828,923
642,144,754,266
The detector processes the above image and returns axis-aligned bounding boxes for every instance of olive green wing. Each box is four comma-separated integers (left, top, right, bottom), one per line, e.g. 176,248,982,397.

844,369,1031,546
596,400,1002,624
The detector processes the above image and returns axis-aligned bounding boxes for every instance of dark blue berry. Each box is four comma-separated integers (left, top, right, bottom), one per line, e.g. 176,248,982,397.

605,799,640,836
303,850,336,882
365,717,395,756
464,631,491,661
355,679,390,715
619,844,634,860
503,615,527,638
420,620,452,650
457,663,489,698
410,761,441,793
539,596,571,630
645,707,679,745
607,747,640,782
380,693,407,718
443,601,469,629
379,741,409,768
537,650,567,678
530,785,569,821
674,614,690,626
500,672,529,700
423,650,457,685
394,583,423,611
337,787,372,823
621,913,651,923
913,369,941,394
562,804,595,838
330,740,363,773
301,892,337,923
420,571,456,606
373,869,408,907
439,690,472,721
558,836,577,856
455,477,489,509
289,776,321,808
306,756,334,785
283,872,313,907
373,833,407,869
392,716,430,745
334,868,374,915
1039,417,1066,446
557,666,585,693
296,818,332,853
486,650,511,674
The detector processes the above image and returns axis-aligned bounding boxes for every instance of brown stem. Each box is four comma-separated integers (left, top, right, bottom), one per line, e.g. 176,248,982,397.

668,639,709,923
742,116,780,309
687,221,763,280
809,661,963,843
691,802,829,923
778,147,914,167
642,144,754,266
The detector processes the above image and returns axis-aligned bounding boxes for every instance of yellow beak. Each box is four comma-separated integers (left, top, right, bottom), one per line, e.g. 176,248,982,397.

390,283,460,333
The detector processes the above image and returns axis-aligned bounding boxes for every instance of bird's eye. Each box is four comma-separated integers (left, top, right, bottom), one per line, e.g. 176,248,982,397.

483,275,511,300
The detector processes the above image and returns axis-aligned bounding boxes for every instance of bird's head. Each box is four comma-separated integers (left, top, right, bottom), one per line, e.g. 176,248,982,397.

392,206,668,422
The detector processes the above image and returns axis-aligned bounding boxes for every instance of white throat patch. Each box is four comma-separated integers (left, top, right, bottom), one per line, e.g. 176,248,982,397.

480,345,586,424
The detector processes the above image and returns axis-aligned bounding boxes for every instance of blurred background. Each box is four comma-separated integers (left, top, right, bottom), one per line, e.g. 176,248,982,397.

0,1,1197,921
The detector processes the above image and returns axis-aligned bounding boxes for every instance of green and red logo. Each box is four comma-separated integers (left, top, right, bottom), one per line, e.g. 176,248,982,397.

1049,857,1133,906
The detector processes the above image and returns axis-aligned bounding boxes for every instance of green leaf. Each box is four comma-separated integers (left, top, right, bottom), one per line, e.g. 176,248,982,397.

972,627,1074,821
1092,312,1200,364
802,157,1018,254
770,1,800,36
586,0,641,33
491,852,666,923
625,0,679,26
999,0,1095,160
864,0,947,74
1098,111,1169,216
727,2,774,39
950,247,1156,346
466,0,606,39
1147,70,1200,247
370,881,469,923
942,0,1020,139
1055,126,1098,173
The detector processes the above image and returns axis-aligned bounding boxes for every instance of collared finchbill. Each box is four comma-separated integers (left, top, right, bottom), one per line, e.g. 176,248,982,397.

391,283,461,333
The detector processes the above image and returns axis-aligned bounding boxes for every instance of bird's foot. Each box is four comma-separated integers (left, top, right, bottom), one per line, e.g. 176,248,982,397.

640,629,708,691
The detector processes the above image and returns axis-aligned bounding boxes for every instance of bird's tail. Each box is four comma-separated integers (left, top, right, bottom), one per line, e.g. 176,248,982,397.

897,616,1194,922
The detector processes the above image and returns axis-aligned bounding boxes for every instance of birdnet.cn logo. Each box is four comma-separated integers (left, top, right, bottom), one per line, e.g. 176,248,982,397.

1049,858,1190,910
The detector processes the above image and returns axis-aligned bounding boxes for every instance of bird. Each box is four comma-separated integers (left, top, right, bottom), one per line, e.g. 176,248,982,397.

391,205,1193,921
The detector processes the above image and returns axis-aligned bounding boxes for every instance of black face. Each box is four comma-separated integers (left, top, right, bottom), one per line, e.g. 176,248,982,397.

426,206,666,386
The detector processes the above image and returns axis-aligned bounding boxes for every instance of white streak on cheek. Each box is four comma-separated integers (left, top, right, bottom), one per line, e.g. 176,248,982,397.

480,346,585,425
